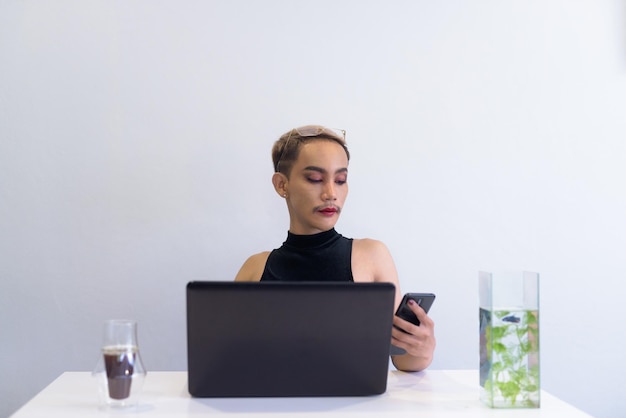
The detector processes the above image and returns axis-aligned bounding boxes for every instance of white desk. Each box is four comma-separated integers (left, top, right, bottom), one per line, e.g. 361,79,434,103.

12,370,591,417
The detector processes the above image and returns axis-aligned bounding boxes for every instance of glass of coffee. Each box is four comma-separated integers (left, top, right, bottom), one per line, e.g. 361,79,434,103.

93,319,146,408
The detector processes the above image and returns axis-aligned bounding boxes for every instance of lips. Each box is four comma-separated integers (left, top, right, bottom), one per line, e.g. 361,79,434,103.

318,206,339,216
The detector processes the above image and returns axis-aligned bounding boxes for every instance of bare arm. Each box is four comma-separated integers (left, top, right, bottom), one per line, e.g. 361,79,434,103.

352,239,403,304
352,239,435,372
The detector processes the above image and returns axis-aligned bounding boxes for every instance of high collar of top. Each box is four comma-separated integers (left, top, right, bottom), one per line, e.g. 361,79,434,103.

284,228,340,250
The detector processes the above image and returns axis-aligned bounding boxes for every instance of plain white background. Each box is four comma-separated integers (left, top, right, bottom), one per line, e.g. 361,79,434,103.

1,1,625,417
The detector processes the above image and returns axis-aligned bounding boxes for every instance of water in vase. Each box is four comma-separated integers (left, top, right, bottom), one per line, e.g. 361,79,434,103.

479,307,540,408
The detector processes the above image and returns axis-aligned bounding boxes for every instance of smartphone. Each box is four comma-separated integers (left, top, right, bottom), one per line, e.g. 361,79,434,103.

390,292,436,356
395,293,436,328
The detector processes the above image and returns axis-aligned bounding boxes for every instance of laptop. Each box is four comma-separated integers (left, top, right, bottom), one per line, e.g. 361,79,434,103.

186,281,395,397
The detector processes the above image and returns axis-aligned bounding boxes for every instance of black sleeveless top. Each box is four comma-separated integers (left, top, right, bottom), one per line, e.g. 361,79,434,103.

260,228,354,282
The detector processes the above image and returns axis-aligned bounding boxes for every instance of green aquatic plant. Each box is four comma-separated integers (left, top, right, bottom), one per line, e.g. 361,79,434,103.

480,309,540,408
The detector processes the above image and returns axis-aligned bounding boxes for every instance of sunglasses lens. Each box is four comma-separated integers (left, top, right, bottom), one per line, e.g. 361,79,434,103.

295,127,323,137
295,127,345,140
327,128,346,140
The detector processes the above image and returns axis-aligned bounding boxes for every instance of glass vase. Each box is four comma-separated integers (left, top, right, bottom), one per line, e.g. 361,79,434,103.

479,271,540,408
92,319,147,409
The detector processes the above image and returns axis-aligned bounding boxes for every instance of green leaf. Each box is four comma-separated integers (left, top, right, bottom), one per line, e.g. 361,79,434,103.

491,326,508,339
493,342,507,354
498,380,521,403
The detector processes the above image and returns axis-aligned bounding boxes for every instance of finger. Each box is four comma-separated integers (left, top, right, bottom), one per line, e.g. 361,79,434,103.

408,299,434,327
393,316,424,341
407,298,426,318
392,315,414,333
391,327,413,348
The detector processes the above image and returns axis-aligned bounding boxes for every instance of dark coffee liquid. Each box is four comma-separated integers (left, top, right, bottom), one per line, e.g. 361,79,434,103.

103,347,136,400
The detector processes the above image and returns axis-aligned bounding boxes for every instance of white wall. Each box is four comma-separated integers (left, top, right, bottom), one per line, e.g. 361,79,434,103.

1,1,625,416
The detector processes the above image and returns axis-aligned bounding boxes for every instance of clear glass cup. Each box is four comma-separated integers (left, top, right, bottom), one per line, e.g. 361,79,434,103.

479,271,540,408
92,319,146,409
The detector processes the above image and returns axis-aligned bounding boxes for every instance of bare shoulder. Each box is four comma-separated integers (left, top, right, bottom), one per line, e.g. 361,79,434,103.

351,238,398,280
234,251,271,282
352,238,402,307
352,237,387,250
352,238,393,259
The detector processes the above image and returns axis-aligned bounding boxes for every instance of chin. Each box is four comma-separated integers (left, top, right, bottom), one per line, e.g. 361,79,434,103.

318,220,339,231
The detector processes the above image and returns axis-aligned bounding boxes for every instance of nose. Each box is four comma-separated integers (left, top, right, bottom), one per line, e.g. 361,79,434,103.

321,181,337,201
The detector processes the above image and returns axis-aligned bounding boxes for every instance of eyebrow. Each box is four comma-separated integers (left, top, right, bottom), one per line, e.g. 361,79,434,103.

303,166,348,175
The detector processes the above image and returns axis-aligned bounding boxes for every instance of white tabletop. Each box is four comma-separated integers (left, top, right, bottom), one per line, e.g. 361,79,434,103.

11,370,591,417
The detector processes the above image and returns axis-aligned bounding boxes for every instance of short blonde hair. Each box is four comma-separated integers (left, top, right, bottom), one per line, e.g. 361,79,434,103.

272,125,350,176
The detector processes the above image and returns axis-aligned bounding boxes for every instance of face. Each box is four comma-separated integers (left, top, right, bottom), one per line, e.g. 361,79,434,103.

277,139,349,235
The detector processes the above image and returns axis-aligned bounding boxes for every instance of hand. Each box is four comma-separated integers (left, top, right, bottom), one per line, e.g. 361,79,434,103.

391,299,436,371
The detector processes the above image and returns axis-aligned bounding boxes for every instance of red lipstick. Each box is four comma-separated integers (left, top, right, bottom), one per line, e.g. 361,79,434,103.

317,206,339,216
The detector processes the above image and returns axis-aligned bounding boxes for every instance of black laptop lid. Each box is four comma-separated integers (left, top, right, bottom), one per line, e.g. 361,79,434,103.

186,281,395,397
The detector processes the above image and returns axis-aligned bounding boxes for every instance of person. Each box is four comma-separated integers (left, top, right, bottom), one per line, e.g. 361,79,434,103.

234,124,435,372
